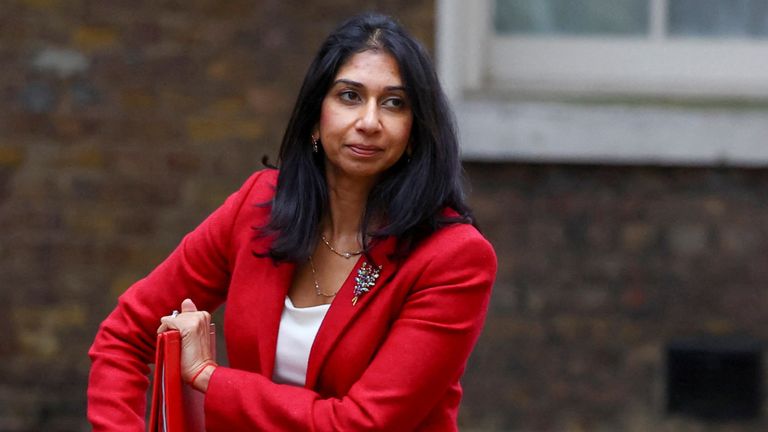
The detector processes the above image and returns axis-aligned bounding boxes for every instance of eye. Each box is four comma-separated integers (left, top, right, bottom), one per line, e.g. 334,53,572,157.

382,97,406,109
339,90,361,103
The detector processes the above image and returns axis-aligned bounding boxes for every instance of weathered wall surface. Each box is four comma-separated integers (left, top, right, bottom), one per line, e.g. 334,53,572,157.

0,2,433,430
464,162,768,431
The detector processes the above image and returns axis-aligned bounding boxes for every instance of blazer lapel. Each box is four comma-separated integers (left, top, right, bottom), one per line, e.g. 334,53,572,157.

304,236,399,388
253,259,294,377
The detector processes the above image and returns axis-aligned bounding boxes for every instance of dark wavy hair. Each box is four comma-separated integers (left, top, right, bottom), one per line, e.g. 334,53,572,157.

259,12,474,262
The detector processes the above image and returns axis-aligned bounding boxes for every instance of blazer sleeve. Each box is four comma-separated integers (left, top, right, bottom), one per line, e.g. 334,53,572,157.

203,229,497,431
86,170,269,432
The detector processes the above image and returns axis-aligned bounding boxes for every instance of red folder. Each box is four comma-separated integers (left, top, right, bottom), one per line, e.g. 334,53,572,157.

149,328,213,432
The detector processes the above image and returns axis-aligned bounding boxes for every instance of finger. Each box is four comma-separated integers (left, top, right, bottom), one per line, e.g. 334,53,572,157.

181,298,198,313
157,318,175,333
159,314,180,330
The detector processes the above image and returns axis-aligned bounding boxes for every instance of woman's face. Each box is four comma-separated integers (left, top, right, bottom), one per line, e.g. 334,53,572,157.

316,50,413,185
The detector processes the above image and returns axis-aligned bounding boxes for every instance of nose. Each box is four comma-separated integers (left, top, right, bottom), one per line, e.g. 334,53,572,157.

356,100,381,133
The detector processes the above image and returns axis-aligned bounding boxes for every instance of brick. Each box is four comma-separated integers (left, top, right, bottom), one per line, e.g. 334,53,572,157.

667,223,709,256
63,206,116,236
69,174,104,200
246,85,294,115
704,318,735,335
165,151,201,174
71,80,101,107
208,97,247,115
20,0,61,10
12,304,86,360
110,272,143,299
51,113,102,139
621,223,656,252
119,88,155,110
33,47,89,78
0,146,24,167
56,145,105,169
720,226,760,255
702,197,726,217
485,317,546,340
185,115,264,143
115,210,155,235
72,26,118,52
206,57,239,82
19,81,56,113
621,286,648,310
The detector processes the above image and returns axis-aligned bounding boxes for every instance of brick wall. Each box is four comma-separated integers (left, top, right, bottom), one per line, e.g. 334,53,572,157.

464,162,768,431
0,1,433,430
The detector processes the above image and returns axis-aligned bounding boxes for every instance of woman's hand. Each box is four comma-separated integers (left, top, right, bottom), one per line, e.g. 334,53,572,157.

158,298,216,392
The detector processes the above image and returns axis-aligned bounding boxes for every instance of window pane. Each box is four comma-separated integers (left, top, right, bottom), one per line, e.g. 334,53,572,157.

494,0,649,35
669,0,768,38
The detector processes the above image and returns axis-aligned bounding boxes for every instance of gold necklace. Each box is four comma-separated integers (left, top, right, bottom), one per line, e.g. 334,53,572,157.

308,255,339,298
320,234,363,259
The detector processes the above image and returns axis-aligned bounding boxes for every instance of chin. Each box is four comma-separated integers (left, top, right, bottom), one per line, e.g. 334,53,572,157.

325,156,399,183
337,164,387,181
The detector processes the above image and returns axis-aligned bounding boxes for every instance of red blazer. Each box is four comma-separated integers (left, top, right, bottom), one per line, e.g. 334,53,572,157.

87,169,497,431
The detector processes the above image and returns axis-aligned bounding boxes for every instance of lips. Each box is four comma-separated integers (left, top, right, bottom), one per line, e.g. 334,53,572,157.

346,144,382,157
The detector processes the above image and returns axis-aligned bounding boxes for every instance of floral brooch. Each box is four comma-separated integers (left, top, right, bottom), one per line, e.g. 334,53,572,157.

352,262,382,306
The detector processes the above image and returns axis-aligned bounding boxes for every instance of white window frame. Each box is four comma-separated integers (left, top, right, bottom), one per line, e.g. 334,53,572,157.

437,0,768,165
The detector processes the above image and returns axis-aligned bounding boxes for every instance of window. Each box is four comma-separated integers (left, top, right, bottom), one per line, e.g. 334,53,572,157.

489,0,768,98
436,0,768,163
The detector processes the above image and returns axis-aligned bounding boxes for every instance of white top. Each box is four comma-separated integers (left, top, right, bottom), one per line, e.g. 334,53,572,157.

272,296,330,386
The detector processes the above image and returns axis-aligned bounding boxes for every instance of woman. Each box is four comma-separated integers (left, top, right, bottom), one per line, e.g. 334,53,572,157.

88,12,496,431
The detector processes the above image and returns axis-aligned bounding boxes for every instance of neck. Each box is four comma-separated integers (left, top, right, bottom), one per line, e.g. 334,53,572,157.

323,172,377,249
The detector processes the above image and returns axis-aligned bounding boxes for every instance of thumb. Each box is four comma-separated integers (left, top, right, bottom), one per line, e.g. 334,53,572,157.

181,298,198,313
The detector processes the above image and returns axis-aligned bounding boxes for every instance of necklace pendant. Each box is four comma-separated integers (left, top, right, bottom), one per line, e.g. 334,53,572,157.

343,252,351,259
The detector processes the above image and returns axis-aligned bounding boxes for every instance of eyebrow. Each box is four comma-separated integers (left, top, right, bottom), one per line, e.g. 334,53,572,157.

333,78,406,93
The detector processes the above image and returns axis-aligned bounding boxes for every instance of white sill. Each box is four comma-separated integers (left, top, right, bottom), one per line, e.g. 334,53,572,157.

456,98,768,167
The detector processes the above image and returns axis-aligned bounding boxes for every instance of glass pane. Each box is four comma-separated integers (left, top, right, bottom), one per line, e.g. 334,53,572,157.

668,0,768,38
494,0,649,35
